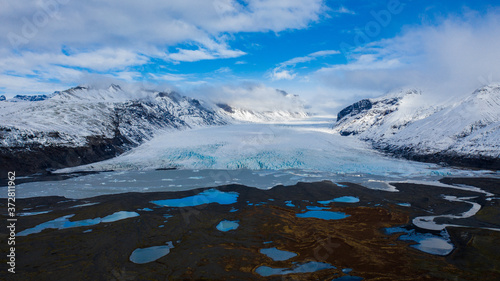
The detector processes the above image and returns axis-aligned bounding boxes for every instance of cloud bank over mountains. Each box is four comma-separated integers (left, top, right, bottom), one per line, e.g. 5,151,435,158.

1,1,499,114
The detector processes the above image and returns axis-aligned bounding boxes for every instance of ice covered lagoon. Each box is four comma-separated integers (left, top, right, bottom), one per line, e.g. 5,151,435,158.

6,116,496,199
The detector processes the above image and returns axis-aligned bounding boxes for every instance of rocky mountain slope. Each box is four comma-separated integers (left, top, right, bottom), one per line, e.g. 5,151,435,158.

0,85,309,176
214,90,309,122
0,85,228,175
334,84,500,169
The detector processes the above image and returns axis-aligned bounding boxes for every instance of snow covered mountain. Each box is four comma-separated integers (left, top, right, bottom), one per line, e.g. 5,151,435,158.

334,84,500,169
214,89,309,122
0,84,228,175
0,85,309,176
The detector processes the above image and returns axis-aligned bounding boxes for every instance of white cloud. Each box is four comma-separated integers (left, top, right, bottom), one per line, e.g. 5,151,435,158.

333,6,356,15
188,82,305,112
314,9,500,102
167,47,245,62
0,0,326,95
280,50,340,67
270,49,340,80
270,70,296,81
0,1,325,53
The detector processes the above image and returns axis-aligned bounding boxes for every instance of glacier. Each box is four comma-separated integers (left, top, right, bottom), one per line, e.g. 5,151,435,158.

2,116,484,199
57,116,445,174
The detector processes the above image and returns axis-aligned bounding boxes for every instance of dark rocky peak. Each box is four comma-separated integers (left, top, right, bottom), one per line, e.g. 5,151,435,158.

276,89,299,98
157,91,182,101
216,103,235,113
337,99,372,121
109,84,122,91
70,85,90,91
0,95,5,101
10,94,53,102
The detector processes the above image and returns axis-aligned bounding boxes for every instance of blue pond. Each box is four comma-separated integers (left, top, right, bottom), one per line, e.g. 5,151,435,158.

17,211,140,236
285,200,295,207
151,189,238,207
256,261,336,277
129,241,174,264
385,227,454,256
296,211,350,220
216,220,239,232
318,196,360,205
260,247,297,261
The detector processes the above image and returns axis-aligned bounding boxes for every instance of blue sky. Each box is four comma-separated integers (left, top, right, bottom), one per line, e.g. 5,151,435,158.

1,0,499,112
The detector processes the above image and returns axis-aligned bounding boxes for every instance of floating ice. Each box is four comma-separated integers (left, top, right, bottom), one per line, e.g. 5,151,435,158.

69,202,100,208
17,211,139,236
151,189,238,207
260,247,297,261
17,210,52,216
129,241,174,264
385,227,454,256
296,211,349,220
416,237,454,255
216,220,239,232
255,261,336,277
397,203,411,207
318,196,360,204
102,211,140,223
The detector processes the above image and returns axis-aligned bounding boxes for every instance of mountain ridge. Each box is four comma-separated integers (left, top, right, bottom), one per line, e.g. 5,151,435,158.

0,85,308,176
334,84,500,170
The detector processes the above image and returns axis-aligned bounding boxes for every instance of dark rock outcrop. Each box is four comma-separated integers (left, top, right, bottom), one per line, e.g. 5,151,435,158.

0,131,132,177
10,94,53,102
372,142,500,170
337,99,372,121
